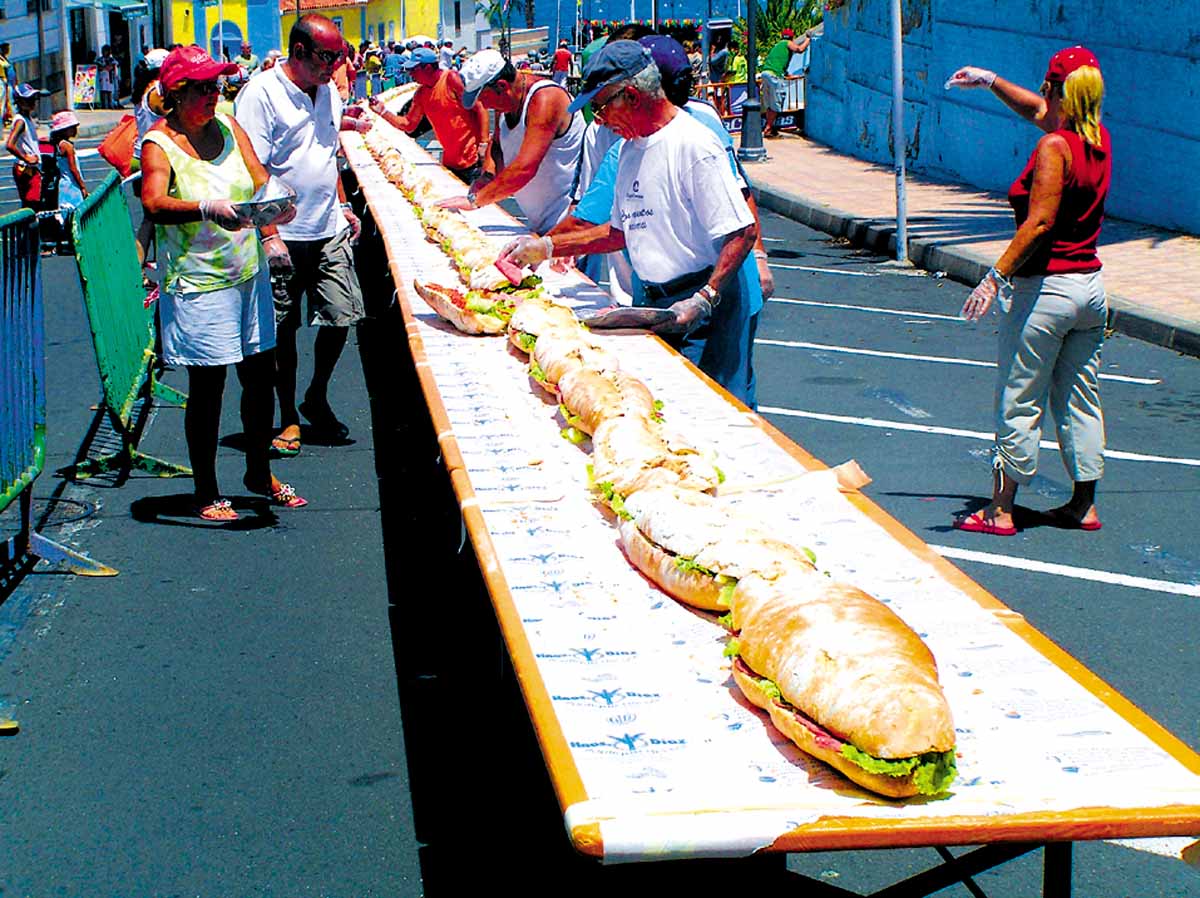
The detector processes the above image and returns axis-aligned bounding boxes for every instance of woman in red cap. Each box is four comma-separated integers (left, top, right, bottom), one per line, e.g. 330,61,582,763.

141,45,305,521
948,46,1110,536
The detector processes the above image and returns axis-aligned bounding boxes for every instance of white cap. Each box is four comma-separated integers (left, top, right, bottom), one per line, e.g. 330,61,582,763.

144,47,170,69
460,49,507,108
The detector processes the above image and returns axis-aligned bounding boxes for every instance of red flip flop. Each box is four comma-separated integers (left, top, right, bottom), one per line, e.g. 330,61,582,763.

1047,509,1102,531
953,510,1016,536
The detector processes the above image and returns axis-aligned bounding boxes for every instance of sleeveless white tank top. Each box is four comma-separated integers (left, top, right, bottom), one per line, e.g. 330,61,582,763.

498,79,585,235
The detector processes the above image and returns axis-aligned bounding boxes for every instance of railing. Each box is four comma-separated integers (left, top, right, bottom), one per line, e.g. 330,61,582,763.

0,208,115,575
697,74,806,132
63,171,189,480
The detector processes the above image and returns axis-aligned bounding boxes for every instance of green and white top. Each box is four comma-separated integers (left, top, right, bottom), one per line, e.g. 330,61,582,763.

142,113,261,295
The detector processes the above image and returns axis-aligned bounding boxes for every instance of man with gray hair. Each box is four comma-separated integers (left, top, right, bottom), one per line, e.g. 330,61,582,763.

500,40,759,405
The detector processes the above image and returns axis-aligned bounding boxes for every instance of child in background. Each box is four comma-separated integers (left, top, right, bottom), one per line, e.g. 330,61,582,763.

49,109,88,252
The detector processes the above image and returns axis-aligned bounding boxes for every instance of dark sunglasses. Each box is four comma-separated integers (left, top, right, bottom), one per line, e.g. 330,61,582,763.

302,45,343,65
187,79,221,96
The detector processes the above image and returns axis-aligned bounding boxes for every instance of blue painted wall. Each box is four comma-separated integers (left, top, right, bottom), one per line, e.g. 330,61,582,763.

806,0,1200,234
246,0,281,58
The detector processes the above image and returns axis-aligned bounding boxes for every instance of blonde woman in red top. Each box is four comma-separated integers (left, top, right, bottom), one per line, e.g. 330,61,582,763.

948,46,1110,536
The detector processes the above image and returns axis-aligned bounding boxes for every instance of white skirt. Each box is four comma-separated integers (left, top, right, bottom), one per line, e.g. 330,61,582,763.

159,267,275,367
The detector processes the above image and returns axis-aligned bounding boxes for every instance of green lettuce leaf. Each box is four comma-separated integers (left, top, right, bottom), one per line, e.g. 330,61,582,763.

595,480,631,520
717,611,734,630
718,579,737,607
722,638,741,658
674,556,716,577
515,331,537,353
529,359,549,383
561,426,588,444
840,744,958,795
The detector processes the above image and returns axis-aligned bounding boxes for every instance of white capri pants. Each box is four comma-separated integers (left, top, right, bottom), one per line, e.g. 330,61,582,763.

994,270,1107,485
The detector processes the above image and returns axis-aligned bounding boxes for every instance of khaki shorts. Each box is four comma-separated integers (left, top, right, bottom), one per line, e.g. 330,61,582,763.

761,72,787,113
278,227,366,328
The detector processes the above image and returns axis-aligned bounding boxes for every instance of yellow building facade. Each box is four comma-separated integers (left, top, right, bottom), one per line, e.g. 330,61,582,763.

168,0,441,59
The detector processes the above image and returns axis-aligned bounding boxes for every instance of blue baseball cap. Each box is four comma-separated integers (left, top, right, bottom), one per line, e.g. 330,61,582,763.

403,46,438,69
13,83,49,100
639,35,690,79
567,40,654,114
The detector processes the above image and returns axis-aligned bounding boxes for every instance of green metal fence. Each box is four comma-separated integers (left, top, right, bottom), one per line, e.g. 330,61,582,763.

1,208,115,575
63,171,189,480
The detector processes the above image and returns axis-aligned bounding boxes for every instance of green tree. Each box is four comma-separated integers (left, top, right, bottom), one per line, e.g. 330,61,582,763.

735,0,823,52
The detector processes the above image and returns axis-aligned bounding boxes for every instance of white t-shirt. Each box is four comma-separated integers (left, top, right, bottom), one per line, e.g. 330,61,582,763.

234,64,345,241
611,111,754,285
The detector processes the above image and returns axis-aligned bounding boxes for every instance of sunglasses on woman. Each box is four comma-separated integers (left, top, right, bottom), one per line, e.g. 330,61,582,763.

187,79,221,96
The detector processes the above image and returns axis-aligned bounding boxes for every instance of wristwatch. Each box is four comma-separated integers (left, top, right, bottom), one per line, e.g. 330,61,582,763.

697,283,721,308
465,189,479,208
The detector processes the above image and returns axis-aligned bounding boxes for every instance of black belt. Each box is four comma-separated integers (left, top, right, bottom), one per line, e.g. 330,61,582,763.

641,266,713,301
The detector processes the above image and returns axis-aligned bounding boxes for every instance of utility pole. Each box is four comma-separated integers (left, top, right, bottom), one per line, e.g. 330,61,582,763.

737,0,765,162
35,0,48,118
889,0,908,261
57,0,73,111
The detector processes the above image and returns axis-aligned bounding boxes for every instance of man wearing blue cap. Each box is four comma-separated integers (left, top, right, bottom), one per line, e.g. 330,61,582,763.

368,46,488,183
436,49,584,235
501,40,760,406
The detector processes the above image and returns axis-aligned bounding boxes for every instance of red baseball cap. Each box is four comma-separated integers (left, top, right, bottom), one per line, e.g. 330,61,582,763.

781,28,795,37
1044,45,1100,82
160,44,239,92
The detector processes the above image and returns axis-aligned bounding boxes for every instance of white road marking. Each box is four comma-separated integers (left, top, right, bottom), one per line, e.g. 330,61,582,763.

1107,837,1200,864
758,406,1200,467
767,263,877,277
770,296,963,322
755,338,1162,386
931,545,1200,598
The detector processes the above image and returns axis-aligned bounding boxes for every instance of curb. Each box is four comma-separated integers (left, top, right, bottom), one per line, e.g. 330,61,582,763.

751,179,1200,359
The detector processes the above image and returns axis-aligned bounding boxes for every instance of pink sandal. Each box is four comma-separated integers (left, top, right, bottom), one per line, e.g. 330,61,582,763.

953,510,1016,536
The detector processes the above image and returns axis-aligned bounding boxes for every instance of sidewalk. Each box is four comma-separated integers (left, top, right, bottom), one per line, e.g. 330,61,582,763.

72,106,130,138
748,133,1200,358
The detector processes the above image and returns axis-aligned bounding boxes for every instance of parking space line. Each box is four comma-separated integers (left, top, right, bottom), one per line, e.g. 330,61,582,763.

758,406,1200,467
767,263,878,277
931,545,1200,598
756,338,1161,386
769,296,964,322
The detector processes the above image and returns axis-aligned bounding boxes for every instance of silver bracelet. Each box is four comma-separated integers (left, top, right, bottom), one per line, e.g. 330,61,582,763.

988,266,1013,292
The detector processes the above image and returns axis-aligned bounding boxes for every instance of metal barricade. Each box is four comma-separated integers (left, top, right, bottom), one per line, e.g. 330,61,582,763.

63,171,189,480
0,209,115,575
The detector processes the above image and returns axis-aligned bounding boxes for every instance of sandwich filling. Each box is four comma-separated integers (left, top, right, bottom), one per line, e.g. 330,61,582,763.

724,640,957,795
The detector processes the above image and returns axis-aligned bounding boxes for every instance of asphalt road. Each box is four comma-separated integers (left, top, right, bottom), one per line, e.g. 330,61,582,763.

0,149,1197,896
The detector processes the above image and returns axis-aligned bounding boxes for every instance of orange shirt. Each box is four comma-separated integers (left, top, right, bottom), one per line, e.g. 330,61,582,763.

418,70,484,170
331,61,351,102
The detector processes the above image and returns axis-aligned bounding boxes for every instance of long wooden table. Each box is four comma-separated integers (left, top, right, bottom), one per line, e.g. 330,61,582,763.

342,122,1200,894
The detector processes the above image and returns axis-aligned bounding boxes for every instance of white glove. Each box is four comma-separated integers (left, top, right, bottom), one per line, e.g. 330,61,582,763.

500,234,553,268
342,205,362,243
350,115,373,133
263,234,293,276
961,268,1009,321
199,199,244,231
654,292,713,337
755,250,775,300
945,66,997,89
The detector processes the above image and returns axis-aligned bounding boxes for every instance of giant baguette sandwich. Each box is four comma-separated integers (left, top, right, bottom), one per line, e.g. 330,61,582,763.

617,487,814,611
727,569,957,798
590,413,722,511
412,280,516,335
508,297,582,356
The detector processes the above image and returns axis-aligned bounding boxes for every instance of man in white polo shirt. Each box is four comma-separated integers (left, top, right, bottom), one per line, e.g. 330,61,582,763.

236,13,366,454
502,41,759,405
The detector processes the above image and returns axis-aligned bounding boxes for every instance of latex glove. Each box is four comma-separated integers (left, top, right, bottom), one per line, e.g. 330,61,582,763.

270,203,298,227
755,251,775,300
945,66,997,89
500,234,553,268
263,235,293,276
436,194,477,211
349,115,372,133
653,292,714,337
550,255,576,274
368,96,386,116
343,206,362,243
961,271,1000,321
200,199,245,231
